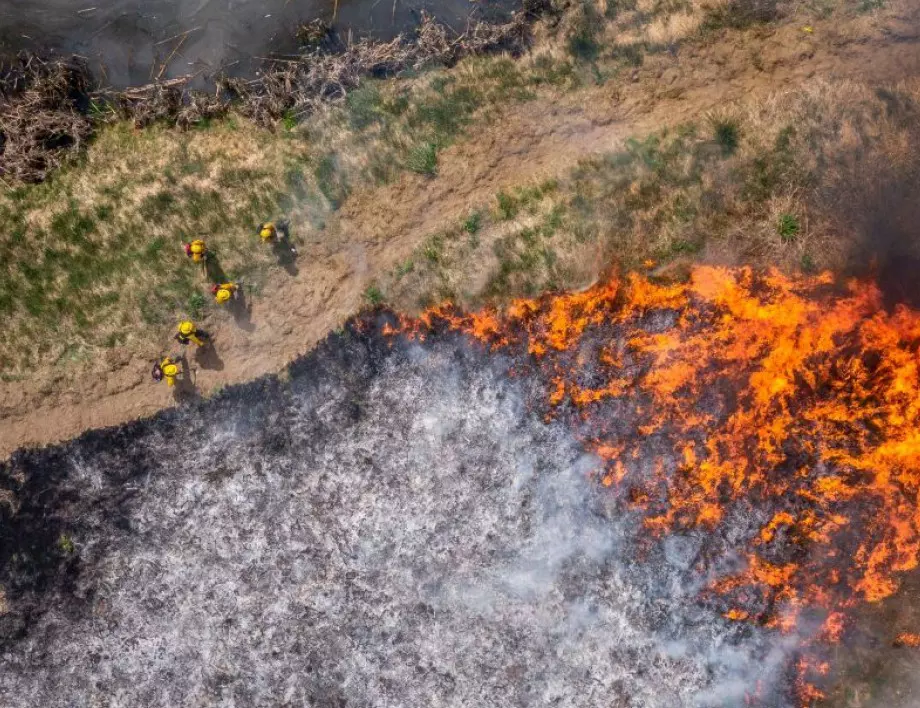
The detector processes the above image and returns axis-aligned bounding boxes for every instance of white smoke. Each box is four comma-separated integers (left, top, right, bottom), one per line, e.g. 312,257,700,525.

0,334,796,706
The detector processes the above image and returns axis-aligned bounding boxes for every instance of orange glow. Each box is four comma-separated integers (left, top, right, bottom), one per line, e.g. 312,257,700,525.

821,612,846,642
385,265,920,704
894,632,920,647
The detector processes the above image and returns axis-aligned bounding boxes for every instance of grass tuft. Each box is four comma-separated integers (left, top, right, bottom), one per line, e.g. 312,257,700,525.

395,259,415,280
711,116,741,155
568,29,600,62
363,283,384,306
462,211,482,234
496,191,518,220
406,142,438,175
187,292,207,319
777,213,800,242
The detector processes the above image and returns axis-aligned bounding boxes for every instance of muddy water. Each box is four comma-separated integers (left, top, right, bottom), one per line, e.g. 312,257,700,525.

0,0,514,87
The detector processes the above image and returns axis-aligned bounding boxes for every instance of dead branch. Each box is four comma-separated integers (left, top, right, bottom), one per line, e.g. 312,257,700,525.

1,8,538,183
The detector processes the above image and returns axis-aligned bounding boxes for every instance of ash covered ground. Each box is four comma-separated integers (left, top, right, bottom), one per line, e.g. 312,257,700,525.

0,322,791,707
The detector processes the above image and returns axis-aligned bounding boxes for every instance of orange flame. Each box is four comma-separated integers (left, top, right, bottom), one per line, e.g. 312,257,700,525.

386,265,920,702
894,632,920,647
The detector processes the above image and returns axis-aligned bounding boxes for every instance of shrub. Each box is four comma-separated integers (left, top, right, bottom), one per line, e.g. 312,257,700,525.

567,29,600,62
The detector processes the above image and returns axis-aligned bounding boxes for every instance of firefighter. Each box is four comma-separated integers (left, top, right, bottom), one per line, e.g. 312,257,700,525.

151,356,182,387
212,282,239,304
175,320,208,347
258,221,278,243
183,239,208,264
259,220,297,255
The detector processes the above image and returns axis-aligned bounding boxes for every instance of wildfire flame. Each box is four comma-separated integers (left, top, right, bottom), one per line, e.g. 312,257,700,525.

894,632,920,647
385,265,920,702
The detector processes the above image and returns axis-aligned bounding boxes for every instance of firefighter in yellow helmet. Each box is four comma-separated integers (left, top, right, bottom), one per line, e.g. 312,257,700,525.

259,222,277,243
212,282,239,304
175,320,208,347
183,239,208,264
152,356,183,387
259,220,297,255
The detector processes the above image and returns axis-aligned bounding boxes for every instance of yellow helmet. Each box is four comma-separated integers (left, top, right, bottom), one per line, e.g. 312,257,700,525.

215,287,231,304
178,321,195,336
260,225,274,240
162,363,179,377
190,240,205,254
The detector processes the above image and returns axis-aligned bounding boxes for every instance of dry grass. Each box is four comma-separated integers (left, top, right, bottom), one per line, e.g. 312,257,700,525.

0,48,580,378
0,118,312,374
611,0,715,46
379,79,920,311
310,50,576,185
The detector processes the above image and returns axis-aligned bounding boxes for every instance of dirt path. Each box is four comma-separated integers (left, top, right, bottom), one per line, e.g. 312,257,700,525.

2,7,919,458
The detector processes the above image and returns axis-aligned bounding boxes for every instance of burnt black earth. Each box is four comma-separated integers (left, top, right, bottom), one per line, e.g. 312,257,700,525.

0,318,793,707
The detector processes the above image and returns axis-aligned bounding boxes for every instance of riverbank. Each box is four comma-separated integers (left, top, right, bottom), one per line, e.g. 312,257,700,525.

2,0,919,461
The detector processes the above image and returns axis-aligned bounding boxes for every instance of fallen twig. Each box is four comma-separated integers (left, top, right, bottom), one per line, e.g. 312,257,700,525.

154,27,202,47
156,35,188,81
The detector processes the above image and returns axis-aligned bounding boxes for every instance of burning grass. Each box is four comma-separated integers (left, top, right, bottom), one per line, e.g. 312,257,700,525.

384,264,920,703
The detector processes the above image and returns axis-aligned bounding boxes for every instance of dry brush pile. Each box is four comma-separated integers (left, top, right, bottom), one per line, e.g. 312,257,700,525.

0,55,95,183
0,8,546,183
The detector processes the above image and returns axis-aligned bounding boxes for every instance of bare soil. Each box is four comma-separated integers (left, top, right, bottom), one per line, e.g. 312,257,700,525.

2,4,919,458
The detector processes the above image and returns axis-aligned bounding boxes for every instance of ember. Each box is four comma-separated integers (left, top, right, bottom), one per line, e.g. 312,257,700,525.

387,265,920,702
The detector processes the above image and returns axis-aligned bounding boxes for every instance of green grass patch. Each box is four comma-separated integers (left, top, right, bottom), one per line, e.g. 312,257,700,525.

346,84,384,130
363,283,384,306
462,211,482,234
406,142,438,175
423,234,445,263
777,213,800,241
395,259,415,280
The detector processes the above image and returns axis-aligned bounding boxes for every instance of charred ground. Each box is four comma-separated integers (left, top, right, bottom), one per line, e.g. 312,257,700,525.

0,317,790,706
